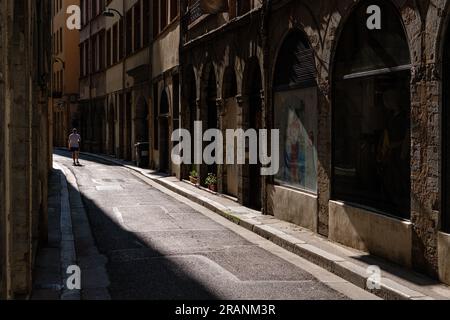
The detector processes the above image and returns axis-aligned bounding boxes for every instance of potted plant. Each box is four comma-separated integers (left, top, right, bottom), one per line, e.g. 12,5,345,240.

189,169,199,185
205,173,218,192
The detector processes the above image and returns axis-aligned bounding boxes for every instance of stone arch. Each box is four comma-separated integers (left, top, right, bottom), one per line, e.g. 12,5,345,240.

332,0,412,219
328,0,415,82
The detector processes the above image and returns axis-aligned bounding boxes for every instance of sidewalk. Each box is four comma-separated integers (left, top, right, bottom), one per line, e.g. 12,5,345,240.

31,163,110,300
80,150,450,300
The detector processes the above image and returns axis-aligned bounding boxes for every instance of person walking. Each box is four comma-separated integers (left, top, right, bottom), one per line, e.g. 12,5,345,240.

68,128,82,166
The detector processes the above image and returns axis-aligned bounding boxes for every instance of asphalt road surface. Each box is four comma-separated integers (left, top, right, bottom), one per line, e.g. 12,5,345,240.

55,152,377,300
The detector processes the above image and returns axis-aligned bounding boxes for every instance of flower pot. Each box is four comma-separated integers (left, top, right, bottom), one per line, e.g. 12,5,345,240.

190,176,198,185
208,184,217,192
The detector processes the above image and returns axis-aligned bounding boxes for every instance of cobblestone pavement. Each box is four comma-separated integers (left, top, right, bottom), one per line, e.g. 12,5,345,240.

51,152,378,300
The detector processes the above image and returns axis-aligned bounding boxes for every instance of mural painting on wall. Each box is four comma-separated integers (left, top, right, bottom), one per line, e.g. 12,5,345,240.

275,88,318,192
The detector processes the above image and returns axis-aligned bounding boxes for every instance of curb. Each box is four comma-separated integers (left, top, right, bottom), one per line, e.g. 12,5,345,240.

56,159,112,300
54,163,81,300
74,150,437,301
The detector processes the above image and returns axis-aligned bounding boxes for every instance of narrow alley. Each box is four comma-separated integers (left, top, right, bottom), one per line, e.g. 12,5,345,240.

35,152,379,300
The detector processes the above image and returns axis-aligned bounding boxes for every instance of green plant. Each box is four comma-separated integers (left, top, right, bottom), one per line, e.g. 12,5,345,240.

190,169,198,178
205,173,218,186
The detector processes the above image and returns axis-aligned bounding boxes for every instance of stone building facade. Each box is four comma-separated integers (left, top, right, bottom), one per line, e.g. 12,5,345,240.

179,0,450,285
101,0,151,162
53,0,81,148
150,0,180,175
79,0,180,171
79,0,108,154
0,0,52,299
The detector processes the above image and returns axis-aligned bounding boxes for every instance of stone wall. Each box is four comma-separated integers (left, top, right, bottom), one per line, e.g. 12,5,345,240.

0,0,52,299
180,0,450,283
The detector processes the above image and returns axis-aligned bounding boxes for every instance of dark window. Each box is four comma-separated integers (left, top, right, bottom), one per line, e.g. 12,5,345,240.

332,0,411,219
106,29,112,66
161,0,168,30
170,0,178,21
99,31,105,70
119,19,124,59
238,0,250,15
112,24,118,63
126,9,133,55
134,3,141,50
153,0,160,38
143,0,150,46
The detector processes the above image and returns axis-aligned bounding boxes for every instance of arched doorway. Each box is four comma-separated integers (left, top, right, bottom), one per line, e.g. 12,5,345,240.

243,58,263,210
134,97,149,143
273,31,318,194
223,66,238,197
332,0,411,219
108,103,115,156
159,89,170,173
201,66,218,186
442,21,450,233
183,66,197,180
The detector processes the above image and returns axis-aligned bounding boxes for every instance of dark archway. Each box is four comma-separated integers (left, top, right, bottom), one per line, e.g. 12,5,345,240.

182,66,197,180
243,58,263,210
125,93,133,160
332,0,411,219
159,89,170,173
108,103,116,156
200,65,218,186
134,96,149,143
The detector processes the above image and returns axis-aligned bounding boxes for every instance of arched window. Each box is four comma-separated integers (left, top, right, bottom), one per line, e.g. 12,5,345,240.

333,0,411,219
273,31,318,192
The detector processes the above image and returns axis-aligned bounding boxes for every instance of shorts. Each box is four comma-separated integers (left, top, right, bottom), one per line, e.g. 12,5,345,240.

70,147,80,152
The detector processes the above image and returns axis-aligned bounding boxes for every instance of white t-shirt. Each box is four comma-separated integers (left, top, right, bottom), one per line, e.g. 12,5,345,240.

69,133,81,148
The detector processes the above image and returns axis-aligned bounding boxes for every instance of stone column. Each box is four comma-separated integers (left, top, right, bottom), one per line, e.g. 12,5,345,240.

236,94,249,205
217,98,226,194
410,63,440,277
